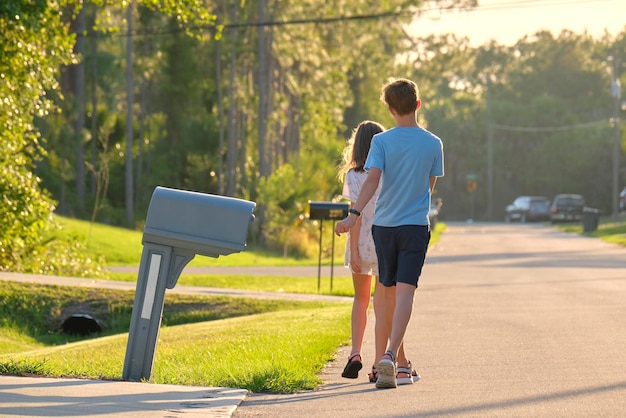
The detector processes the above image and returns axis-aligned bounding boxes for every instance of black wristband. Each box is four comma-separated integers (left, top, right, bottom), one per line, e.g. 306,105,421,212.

348,208,361,217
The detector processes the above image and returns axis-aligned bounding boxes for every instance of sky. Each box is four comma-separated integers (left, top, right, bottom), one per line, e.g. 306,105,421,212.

408,0,626,46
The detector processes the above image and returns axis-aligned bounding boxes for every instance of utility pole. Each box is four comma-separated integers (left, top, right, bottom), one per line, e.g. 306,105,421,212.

486,76,494,221
611,56,621,220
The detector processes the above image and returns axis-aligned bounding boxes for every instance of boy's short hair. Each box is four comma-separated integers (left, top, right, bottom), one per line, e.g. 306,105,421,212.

380,78,419,116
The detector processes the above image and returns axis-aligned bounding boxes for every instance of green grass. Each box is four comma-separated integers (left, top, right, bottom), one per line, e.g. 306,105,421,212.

3,307,351,392
96,221,446,296
56,214,446,270
0,281,351,392
109,273,356,296
55,215,347,267
554,218,626,246
56,215,446,267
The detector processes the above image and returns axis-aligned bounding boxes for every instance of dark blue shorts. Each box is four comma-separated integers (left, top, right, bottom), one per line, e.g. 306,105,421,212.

372,225,430,288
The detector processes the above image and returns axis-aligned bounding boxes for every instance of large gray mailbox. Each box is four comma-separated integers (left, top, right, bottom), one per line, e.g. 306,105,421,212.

123,186,256,382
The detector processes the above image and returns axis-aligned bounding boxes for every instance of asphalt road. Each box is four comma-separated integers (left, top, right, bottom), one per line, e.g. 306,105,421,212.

233,222,626,417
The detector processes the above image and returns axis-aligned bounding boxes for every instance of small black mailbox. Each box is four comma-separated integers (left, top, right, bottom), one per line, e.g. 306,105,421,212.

308,201,349,220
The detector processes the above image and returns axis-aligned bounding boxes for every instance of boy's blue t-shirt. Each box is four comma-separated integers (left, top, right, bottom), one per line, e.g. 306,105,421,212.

365,126,444,227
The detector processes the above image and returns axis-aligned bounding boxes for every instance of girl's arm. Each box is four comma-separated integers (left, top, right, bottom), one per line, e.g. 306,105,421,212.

349,202,362,273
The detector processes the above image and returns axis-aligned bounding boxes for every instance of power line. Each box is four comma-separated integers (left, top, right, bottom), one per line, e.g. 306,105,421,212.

79,0,611,38
493,119,607,133
449,0,619,14
81,10,415,38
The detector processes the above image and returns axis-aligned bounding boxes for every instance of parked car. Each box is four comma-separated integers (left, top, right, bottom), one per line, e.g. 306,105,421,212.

620,187,626,212
550,194,585,223
505,196,551,223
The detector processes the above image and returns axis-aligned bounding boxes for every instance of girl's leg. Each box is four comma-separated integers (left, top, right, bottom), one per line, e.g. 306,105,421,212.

372,279,388,362
350,273,374,357
342,273,372,379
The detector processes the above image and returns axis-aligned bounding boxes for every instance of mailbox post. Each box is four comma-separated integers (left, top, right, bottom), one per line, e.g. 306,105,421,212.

123,186,255,382
308,201,349,292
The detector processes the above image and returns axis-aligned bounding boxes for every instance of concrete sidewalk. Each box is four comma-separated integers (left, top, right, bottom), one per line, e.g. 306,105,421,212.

0,375,247,417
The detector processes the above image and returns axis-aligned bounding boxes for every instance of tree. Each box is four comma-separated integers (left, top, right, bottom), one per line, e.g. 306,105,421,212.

0,1,103,275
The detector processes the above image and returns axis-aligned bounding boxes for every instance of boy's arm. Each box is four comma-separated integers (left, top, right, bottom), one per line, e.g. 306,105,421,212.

335,168,381,235
353,168,381,213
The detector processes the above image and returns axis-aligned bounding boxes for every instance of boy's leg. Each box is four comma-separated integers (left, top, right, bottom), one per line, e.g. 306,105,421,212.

387,282,416,357
390,224,429,360
375,282,398,388
377,225,428,388
376,282,408,363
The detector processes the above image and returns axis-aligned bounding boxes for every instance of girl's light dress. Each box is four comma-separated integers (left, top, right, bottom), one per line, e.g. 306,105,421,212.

342,169,381,276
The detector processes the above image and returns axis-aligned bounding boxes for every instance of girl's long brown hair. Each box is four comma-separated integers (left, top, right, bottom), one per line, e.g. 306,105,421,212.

338,120,385,181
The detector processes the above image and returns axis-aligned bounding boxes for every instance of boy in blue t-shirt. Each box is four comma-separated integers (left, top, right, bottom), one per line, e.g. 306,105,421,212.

335,77,444,389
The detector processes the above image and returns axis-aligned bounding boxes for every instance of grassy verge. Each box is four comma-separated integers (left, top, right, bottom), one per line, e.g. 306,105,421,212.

55,215,445,268
0,281,351,392
554,218,626,246
106,223,446,296
55,215,345,267
109,273,356,296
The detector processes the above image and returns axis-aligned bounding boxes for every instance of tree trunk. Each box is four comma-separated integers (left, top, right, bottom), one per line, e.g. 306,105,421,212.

257,0,270,178
125,2,134,225
90,29,98,196
226,1,240,196
216,37,224,195
238,107,247,193
73,6,86,211
136,77,147,206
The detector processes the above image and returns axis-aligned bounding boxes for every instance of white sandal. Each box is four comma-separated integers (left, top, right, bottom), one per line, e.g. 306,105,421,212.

396,365,414,385
397,360,420,385
375,350,397,389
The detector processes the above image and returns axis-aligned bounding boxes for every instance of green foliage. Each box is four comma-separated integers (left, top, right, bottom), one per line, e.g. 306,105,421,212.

257,164,317,257
0,0,219,273
5,0,625,263
406,29,625,220
485,32,617,215
0,358,50,375
0,1,104,275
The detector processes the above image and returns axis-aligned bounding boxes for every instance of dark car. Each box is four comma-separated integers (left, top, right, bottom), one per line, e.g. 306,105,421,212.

620,187,626,212
505,196,551,223
550,194,585,223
